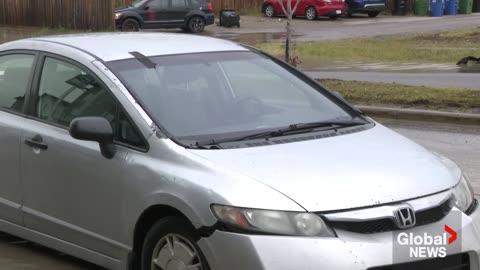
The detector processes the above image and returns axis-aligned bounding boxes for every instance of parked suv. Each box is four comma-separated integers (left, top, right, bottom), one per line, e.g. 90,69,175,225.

115,0,214,33
262,0,347,20
345,0,386,17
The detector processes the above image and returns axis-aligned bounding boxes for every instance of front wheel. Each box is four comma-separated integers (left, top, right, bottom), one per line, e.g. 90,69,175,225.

368,11,380,17
305,7,317,20
121,18,140,32
141,217,209,270
188,16,206,33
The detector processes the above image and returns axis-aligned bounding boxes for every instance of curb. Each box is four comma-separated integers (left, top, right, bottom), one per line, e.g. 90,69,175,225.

356,106,480,126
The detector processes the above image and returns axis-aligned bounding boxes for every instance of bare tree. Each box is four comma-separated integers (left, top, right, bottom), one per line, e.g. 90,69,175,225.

277,0,301,64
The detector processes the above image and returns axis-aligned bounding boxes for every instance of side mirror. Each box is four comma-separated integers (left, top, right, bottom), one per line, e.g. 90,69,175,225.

69,117,117,159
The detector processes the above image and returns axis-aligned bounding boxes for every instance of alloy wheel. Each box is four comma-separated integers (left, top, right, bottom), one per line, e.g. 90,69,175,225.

189,17,205,33
306,7,316,20
265,5,275,17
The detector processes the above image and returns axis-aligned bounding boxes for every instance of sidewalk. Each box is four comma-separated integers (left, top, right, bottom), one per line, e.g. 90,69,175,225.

307,71,480,90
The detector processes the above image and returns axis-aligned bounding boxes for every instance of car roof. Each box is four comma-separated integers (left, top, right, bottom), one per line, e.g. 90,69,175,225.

27,32,249,62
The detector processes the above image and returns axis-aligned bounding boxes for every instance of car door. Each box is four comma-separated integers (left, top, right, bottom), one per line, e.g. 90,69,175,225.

0,52,36,225
141,0,169,28
165,0,190,26
20,54,148,259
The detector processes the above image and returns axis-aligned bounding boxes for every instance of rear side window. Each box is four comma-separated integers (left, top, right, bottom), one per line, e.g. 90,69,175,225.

0,54,35,113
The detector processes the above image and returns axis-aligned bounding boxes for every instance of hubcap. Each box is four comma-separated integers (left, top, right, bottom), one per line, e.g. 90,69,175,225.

265,6,274,16
306,8,315,19
151,234,202,270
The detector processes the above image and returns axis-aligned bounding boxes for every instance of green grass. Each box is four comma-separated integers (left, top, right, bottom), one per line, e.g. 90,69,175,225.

259,28,480,64
319,79,480,113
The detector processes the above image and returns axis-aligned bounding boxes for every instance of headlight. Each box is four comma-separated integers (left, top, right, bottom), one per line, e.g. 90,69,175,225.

451,174,475,214
211,205,335,237
115,13,123,20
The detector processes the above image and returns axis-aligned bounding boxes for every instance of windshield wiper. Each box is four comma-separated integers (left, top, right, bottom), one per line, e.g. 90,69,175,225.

237,118,367,141
185,118,368,148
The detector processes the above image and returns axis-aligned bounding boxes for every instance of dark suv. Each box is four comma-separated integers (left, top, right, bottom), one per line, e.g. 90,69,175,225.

115,0,215,33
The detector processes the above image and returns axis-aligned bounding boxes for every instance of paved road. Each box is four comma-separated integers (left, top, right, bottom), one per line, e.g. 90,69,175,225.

306,71,480,90
209,14,480,42
0,119,478,269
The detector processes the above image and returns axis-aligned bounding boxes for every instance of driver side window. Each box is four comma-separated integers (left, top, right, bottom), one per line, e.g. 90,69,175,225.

36,57,146,149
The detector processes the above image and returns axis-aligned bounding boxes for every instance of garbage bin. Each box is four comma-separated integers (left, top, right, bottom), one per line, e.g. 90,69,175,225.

430,0,444,16
415,0,430,15
459,0,473,13
444,0,458,14
473,0,480,12
393,0,407,15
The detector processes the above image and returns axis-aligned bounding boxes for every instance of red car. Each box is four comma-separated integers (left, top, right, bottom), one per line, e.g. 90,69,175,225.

262,0,346,20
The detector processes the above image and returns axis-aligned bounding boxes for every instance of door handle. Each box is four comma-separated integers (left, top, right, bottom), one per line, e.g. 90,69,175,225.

25,135,48,150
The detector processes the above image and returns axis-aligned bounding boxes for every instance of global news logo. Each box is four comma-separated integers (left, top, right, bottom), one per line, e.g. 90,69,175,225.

396,225,458,258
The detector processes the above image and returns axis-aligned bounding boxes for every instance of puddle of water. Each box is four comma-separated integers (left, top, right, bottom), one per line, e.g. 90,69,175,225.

213,31,299,45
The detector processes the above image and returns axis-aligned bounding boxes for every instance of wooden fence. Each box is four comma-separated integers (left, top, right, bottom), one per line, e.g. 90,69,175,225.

0,0,115,30
211,0,263,14
114,0,133,7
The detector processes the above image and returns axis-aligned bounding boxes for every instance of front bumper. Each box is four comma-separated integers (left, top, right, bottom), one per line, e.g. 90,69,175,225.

199,196,480,270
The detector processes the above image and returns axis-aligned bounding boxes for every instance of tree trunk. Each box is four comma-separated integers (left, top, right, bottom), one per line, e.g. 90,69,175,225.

285,19,291,62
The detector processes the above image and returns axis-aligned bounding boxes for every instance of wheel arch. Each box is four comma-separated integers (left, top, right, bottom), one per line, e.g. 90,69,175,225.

130,202,208,270
184,11,207,25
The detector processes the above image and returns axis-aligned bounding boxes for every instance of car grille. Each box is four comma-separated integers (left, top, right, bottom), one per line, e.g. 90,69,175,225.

327,198,453,234
367,253,470,270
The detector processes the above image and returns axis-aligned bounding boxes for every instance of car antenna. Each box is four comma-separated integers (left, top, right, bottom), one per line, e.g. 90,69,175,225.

129,51,156,69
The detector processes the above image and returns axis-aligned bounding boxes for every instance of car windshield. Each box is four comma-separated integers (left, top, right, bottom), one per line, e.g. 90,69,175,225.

131,0,148,7
107,51,358,144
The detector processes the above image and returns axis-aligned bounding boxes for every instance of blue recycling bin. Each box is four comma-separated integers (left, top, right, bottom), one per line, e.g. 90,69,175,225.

430,0,444,16
444,0,458,14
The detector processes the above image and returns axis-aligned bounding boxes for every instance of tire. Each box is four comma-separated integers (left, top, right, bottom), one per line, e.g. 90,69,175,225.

368,11,380,17
141,217,209,270
237,22,240,28
264,4,275,17
344,3,353,17
121,18,140,32
188,16,206,33
305,7,317,20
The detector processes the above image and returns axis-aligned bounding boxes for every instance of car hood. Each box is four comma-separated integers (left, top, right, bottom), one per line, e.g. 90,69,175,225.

187,123,461,212
115,6,135,13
